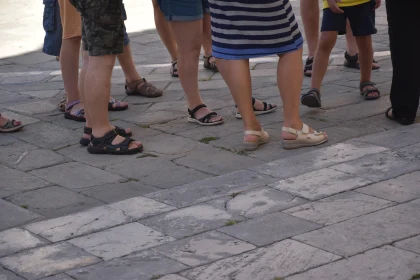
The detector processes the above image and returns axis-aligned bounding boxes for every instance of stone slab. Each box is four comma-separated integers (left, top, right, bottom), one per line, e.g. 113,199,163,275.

394,235,420,255
0,267,25,280
0,199,43,231
294,199,420,257
251,142,388,179
40,274,74,280
182,239,340,280
0,165,50,198
66,250,188,280
146,170,276,208
21,90,60,99
6,186,104,218
30,162,123,191
106,158,210,189
159,275,188,280
331,153,419,182
284,191,394,225
141,204,242,239
141,134,199,156
125,110,185,126
80,181,159,203
0,228,48,258
219,212,321,246
6,148,65,172
7,101,57,115
287,246,420,280
357,171,420,203
68,223,175,261
25,206,129,242
270,168,372,200
154,231,256,267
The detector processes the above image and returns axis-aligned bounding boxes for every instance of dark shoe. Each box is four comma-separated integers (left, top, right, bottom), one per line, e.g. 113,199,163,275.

87,130,143,155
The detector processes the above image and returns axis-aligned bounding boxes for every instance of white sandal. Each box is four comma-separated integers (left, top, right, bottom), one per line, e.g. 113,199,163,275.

282,123,327,150
243,129,270,151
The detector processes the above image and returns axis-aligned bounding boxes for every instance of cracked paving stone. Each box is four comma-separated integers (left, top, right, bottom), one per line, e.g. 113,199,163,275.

68,223,175,260
287,246,420,280
154,231,256,267
158,275,189,280
0,199,43,231
40,274,74,280
0,266,25,280
25,206,130,242
0,228,48,258
0,242,100,280
181,239,340,280
394,235,420,255
66,250,188,280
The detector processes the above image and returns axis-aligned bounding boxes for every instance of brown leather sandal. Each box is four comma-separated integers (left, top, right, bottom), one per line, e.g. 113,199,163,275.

125,78,163,98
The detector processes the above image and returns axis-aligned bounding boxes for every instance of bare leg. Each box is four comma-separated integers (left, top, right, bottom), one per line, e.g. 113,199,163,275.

356,35,379,98
117,44,141,82
345,20,358,56
202,13,212,56
170,20,223,123
311,31,338,90
79,50,91,140
300,0,319,58
152,0,178,61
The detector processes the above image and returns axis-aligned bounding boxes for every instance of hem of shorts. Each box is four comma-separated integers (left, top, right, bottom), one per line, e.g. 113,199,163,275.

321,28,377,36
62,32,82,40
88,50,123,56
164,14,204,22
123,39,130,47
213,44,303,60
42,47,60,57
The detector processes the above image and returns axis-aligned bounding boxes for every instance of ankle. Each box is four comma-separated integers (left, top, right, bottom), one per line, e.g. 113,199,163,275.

283,119,303,130
92,125,113,138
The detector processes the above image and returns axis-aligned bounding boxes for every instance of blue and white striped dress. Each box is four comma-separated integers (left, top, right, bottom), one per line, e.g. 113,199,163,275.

208,0,303,59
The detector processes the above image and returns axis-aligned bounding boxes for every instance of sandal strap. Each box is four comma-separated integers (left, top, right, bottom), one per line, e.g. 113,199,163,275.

345,52,359,62
65,100,81,112
199,112,217,123
84,126,92,134
244,129,265,137
1,119,18,129
282,123,310,135
305,57,314,70
172,60,178,67
90,130,134,152
109,99,121,108
188,104,207,118
360,81,376,90
302,88,320,99
263,101,268,111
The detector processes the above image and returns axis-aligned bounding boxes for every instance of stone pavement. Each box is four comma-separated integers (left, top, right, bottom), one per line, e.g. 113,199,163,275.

1,0,420,279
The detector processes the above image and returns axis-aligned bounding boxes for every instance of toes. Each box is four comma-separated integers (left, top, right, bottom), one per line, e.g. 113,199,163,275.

13,120,21,126
126,128,132,134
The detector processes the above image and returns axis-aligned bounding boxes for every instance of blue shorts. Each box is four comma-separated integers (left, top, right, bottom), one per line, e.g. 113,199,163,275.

157,0,209,21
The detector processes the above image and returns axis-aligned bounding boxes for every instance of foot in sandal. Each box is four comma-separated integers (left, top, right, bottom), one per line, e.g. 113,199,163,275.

188,104,224,126
0,114,23,133
243,129,270,151
87,130,143,155
282,123,328,150
236,98,278,119
80,126,133,146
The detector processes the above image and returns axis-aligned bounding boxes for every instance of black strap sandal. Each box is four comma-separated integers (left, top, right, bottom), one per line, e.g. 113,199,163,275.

80,126,133,146
188,104,224,126
64,100,86,122
344,52,380,70
304,57,314,77
360,81,380,100
385,107,414,126
170,60,178,77
235,97,278,119
301,88,322,108
87,130,143,155
203,55,218,72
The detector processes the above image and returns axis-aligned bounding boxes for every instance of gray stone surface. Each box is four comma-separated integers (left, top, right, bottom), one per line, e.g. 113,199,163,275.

7,101,57,115
106,158,210,189
219,212,321,246
40,274,74,280
0,228,48,258
30,162,123,191
66,250,188,280
270,168,372,200
68,223,174,260
6,186,103,218
0,267,25,280
331,153,419,182
294,199,420,257
0,242,100,280
0,199,43,231
154,231,256,267
146,170,276,208
140,134,199,156
21,90,61,99
6,148,65,172
25,206,129,242
287,246,420,280
182,239,340,280
357,171,420,203
284,191,394,225
142,204,242,239
159,275,189,280
394,235,420,255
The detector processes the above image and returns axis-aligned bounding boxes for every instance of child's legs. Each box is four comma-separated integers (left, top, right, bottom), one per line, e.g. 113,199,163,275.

355,35,373,82
311,31,337,90
152,0,178,61
300,0,320,58
345,20,358,55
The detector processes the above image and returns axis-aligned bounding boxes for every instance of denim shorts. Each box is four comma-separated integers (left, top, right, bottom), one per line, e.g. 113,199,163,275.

157,0,209,21
42,0,62,56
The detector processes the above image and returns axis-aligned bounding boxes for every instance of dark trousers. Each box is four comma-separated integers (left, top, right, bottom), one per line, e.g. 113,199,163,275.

386,0,420,122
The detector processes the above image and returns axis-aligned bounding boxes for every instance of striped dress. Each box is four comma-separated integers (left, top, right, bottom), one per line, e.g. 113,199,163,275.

209,0,303,60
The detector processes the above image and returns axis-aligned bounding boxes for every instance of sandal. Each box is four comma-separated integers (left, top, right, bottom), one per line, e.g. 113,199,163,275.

64,100,86,122
304,57,314,77
125,78,163,98
108,98,129,111
282,123,328,150
80,126,133,146
243,129,270,151
360,81,380,100
58,97,66,112
203,55,218,72
87,130,143,155
188,104,224,126
235,97,278,119
344,52,380,70
301,88,322,108
385,107,414,126
170,60,179,77
0,116,23,133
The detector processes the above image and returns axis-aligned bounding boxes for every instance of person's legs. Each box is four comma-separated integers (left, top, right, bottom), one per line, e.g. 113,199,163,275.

152,0,178,61
202,12,218,71
300,0,319,76
355,35,379,98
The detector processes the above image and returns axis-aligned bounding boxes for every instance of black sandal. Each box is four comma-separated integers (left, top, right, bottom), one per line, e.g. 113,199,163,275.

301,88,322,108
203,55,218,72
108,98,128,111
80,126,133,146
188,104,224,126
344,52,380,70
170,60,178,77
385,107,413,126
360,81,380,100
64,100,86,122
304,57,314,77
235,97,278,119
87,130,143,155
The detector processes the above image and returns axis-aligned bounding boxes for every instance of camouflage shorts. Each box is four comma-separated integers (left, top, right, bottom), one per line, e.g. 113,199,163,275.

69,0,124,56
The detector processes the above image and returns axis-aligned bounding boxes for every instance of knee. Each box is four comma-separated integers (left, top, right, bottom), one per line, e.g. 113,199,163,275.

88,55,116,71
318,35,336,52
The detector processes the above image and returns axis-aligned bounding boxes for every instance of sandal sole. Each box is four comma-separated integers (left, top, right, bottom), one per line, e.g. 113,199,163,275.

0,125,24,133
243,137,270,151
64,114,86,122
87,145,143,155
301,95,321,108
282,138,328,150
236,107,278,119
188,118,224,126
125,91,163,98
